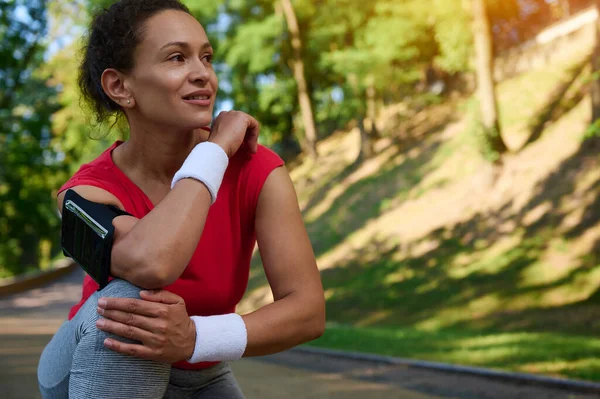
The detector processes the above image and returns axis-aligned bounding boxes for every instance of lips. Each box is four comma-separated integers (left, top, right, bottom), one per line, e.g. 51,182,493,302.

186,95,210,100
183,89,212,100
182,89,213,107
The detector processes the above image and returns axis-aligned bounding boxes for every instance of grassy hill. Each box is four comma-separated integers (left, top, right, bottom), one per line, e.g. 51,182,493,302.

239,52,600,381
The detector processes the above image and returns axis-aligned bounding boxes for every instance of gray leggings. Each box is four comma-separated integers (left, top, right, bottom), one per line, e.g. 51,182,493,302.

37,279,246,399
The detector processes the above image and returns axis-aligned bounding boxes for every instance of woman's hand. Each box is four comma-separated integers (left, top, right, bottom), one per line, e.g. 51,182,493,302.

208,110,260,157
96,290,196,363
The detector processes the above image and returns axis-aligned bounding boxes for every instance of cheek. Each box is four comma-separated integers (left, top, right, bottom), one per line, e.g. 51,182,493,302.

202,66,218,93
211,72,219,92
134,68,186,104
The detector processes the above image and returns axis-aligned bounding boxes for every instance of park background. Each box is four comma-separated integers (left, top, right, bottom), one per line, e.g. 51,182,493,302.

2,0,600,383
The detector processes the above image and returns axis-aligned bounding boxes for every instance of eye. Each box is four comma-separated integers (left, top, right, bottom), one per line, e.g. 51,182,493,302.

168,54,185,62
202,54,213,64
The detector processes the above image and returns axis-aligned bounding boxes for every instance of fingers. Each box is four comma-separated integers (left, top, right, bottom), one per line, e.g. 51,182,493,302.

98,297,162,318
97,307,167,334
96,317,156,344
103,338,159,361
139,289,183,305
245,116,260,154
209,110,259,154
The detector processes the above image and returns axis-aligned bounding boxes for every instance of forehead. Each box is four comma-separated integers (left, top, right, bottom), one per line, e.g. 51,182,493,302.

138,9,208,51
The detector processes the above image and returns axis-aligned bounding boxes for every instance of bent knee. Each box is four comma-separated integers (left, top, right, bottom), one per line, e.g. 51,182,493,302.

100,279,143,299
74,279,143,336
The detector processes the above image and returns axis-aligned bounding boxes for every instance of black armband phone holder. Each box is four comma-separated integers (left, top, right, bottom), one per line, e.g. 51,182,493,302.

61,189,131,290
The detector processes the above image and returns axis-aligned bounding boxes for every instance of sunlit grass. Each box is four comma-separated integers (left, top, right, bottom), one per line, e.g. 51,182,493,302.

498,66,566,130
307,324,600,381
497,54,587,131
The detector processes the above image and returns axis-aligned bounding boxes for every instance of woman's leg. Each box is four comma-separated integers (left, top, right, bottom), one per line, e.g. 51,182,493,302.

38,320,78,398
164,363,246,399
192,365,245,399
38,279,171,399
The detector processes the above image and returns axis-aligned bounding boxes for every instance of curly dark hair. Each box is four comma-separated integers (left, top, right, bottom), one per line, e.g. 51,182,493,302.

78,0,191,124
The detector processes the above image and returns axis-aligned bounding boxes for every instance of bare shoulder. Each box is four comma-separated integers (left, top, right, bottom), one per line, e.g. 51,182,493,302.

257,166,296,205
255,166,302,227
57,186,125,215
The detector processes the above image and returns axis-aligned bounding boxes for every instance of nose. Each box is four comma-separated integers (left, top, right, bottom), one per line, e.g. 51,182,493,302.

189,58,211,83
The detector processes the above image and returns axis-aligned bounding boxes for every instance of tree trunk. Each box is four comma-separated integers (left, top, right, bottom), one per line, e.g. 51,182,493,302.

562,0,570,18
349,74,373,161
280,0,318,159
366,78,379,139
592,2,600,122
472,0,508,156
358,115,374,160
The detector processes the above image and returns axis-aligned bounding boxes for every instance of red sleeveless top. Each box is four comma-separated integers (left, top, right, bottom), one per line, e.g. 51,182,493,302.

58,141,284,370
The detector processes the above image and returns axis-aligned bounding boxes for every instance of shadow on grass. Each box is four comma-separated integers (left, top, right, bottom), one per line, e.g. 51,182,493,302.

522,55,591,148
318,133,600,337
300,106,459,222
305,135,445,259
246,112,456,294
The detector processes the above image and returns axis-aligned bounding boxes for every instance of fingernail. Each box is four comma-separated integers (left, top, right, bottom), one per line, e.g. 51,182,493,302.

140,290,149,296
97,306,104,315
96,319,105,328
104,338,112,348
98,299,107,308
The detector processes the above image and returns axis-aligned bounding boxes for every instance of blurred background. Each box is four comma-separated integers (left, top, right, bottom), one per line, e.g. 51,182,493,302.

2,0,600,383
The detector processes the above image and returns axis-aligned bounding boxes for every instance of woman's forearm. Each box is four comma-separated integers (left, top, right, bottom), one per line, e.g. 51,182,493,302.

111,178,211,288
240,291,325,357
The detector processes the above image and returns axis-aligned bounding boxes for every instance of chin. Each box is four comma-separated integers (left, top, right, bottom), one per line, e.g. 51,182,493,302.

182,116,213,130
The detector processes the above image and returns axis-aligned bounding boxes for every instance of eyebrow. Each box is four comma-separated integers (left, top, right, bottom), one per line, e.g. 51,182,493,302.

159,41,212,52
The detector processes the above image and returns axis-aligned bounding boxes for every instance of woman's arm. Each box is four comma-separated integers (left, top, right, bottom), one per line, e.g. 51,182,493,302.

57,111,260,289
57,178,211,289
242,166,326,356
94,165,325,362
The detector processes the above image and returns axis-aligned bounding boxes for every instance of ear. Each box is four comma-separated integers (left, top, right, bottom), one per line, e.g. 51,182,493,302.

101,68,135,108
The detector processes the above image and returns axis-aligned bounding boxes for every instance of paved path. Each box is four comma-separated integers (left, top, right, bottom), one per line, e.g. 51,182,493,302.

0,269,596,399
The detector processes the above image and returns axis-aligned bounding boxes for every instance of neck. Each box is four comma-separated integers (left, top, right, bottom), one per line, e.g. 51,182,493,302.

113,119,210,187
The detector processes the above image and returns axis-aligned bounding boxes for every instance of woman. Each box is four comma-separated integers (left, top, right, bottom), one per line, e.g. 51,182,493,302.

37,0,325,398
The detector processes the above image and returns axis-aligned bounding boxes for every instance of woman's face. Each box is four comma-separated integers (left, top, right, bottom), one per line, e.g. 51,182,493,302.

127,10,218,130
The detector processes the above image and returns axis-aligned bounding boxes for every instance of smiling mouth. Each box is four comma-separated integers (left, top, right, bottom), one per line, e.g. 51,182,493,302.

184,95,210,100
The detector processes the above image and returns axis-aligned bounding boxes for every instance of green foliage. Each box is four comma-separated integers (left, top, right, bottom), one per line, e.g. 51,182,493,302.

585,119,600,140
0,0,66,274
0,0,522,273
183,0,221,21
225,15,282,74
206,0,476,150
43,42,117,171
213,0,300,149
433,0,473,73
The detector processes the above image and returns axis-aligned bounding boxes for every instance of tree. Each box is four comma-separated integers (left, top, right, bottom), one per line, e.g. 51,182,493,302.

0,0,65,274
432,0,473,76
316,0,438,159
279,0,318,158
592,0,600,122
472,0,508,160
43,42,117,171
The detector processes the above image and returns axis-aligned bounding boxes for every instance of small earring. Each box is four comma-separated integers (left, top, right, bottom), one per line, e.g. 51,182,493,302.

127,99,131,104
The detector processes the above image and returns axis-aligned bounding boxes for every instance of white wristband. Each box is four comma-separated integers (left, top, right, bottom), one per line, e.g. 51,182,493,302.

171,142,229,204
187,313,248,363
